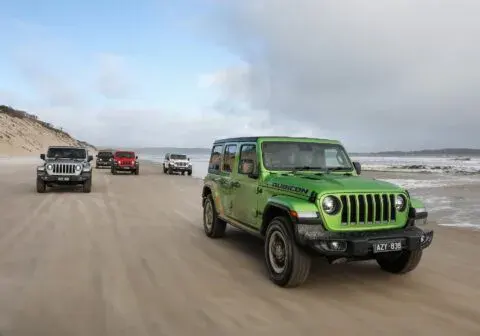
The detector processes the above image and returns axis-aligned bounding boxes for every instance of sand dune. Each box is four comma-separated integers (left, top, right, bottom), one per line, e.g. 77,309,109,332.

0,108,94,156
0,162,478,335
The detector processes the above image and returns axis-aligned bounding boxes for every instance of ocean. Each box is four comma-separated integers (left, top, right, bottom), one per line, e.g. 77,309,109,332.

136,148,480,178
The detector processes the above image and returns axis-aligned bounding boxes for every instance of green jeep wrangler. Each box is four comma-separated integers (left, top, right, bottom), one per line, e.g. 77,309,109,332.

201,136,434,287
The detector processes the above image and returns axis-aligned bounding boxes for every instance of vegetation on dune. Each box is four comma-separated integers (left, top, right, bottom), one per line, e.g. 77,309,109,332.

0,105,96,150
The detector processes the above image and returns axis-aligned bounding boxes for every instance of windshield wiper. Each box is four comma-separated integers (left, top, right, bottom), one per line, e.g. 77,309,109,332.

290,166,327,174
326,167,353,172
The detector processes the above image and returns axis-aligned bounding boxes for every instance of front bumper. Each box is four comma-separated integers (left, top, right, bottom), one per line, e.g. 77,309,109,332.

37,172,91,183
169,165,191,171
114,164,138,170
295,224,434,257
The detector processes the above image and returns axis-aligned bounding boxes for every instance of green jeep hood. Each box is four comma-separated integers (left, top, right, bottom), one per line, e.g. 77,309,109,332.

264,173,404,195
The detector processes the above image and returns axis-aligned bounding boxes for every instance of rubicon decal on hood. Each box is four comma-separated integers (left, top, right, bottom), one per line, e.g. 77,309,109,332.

269,182,309,195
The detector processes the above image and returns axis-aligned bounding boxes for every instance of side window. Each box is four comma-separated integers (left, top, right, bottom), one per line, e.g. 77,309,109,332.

238,144,257,174
222,144,237,173
208,145,223,172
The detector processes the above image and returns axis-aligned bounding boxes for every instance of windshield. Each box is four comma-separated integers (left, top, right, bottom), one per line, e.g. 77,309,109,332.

171,154,187,160
261,141,353,171
115,152,135,158
47,147,86,159
98,152,113,158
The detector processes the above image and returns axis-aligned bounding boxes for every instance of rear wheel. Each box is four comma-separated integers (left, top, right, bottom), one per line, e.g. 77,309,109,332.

83,179,92,193
135,168,139,175
376,249,423,274
203,194,226,238
163,165,167,173
264,216,311,287
111,168,116,175
36,178,46,193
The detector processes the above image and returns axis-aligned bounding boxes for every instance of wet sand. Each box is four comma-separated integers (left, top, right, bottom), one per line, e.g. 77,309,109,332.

0,163,479,335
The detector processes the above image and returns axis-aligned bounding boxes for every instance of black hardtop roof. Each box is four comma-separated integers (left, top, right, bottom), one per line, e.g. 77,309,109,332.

213,136,337,145
47,145,85,149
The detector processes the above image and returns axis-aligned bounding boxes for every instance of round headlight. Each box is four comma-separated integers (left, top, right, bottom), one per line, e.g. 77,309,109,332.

75,164,82,171
46,164,53,170
395,194,407,211
322,196,339,214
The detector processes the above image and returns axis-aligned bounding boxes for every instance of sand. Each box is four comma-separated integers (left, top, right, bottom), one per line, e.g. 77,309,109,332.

0,113,94,157
0,162,479,336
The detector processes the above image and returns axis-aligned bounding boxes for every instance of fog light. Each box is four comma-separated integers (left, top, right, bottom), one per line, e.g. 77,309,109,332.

327,240,347,251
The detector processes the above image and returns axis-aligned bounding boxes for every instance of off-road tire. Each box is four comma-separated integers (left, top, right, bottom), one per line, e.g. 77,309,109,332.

376,249,423,274
187,170,192,176
203,194,226,238
111,168,116,175
36,178,46,193
135,168,139,175
163,165,167,173
265,216,312,287
181,171,185,176
168,166,173,175
83,179,92,193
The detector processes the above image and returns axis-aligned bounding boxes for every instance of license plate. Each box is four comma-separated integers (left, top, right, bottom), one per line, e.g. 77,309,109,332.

58,177,70,181
372,240,402,253
123,167,130,169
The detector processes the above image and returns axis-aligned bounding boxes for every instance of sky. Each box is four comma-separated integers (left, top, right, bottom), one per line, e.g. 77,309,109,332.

0,0,479,152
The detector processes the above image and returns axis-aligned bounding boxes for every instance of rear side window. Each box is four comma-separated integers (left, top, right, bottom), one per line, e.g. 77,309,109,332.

222,144,237,173
208,145,223,173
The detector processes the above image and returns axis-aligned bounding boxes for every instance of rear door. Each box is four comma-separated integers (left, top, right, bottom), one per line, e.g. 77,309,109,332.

219,143,238,219
230,142,260,229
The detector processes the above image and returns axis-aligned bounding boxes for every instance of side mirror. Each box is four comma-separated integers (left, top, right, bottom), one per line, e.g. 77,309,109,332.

88,155,93,162
40,154,45,160
188,157,190,161
95,154,98,157
353,161,361,175
135,156,138,159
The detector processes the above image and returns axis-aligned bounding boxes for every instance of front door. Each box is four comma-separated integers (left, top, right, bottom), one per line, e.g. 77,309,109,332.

231,143,260,229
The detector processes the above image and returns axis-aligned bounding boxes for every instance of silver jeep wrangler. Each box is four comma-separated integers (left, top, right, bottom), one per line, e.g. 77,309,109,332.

36,146,94,193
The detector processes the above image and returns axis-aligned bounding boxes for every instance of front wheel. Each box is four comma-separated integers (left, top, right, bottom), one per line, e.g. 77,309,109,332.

111,168,116,175
163,165,167,173
83,179,92,193
135,168,139,175
36,178,46,193
203,194,226,238
376,249,423,274
187,170,192,176
264,216,311,287
168,166,173,175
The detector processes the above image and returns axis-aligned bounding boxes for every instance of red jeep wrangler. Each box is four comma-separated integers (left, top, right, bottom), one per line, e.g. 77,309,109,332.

111,151,140,175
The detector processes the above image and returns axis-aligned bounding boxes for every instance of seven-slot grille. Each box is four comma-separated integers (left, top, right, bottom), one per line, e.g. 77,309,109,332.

51,163,77,175
177,162,186,167
338,194,397,225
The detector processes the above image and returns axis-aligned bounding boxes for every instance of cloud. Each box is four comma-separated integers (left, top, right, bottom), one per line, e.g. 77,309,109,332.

206,0,480,151
95,53,133,99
